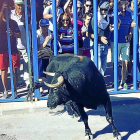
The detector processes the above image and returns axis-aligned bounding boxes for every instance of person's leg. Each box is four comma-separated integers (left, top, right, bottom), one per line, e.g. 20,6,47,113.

1,68,8,91
120,43,130,87
13,68,18,92
100,44,108,76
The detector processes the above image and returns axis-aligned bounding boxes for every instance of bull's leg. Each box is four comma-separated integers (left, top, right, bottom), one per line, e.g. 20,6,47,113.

76,103,93,140
103,98,121,140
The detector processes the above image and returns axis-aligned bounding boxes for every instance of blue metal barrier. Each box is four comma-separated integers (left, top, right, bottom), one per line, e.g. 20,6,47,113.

1,0,140,103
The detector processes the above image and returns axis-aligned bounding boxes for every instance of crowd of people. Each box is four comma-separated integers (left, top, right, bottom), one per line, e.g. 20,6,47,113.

0,0,140,99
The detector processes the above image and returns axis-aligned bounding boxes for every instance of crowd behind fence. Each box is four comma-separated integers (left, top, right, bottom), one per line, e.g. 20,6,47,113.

0,0,140,102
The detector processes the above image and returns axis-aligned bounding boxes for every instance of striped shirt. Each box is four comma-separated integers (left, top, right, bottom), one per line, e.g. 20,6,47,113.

58,26,74,53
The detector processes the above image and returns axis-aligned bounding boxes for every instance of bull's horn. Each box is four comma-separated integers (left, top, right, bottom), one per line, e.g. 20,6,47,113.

44,76,64,88
43,71,55,76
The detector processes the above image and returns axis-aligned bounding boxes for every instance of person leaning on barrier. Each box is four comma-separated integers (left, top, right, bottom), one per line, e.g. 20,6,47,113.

0,1,21,99
37,19,52,97
11,0,31,89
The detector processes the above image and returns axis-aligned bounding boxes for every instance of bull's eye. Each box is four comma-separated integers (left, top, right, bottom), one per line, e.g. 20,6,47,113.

53,88,58,92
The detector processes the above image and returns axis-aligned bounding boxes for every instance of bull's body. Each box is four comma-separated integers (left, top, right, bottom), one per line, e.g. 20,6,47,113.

37,54,121,140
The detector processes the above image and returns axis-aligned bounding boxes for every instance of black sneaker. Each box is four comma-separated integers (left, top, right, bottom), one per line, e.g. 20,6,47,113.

126,75,133,83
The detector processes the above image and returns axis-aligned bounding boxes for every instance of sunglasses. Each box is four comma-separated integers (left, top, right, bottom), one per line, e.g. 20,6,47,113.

100,8,108,12
62,19,69,22
86,4,92,7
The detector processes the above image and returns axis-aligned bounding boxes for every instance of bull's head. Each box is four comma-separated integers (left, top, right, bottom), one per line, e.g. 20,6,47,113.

44,72,69,109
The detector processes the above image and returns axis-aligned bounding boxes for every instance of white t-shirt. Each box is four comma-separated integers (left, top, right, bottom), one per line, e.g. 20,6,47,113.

10,10,31,50
43,5,63,31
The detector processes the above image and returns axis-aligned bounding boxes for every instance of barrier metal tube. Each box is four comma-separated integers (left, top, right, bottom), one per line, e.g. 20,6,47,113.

73,0,78,54
93,0,98,67
24,0,32,88
30,0,39,98
52,0,58,56
133,0,138,90
114,0,118,91
5,0,14,99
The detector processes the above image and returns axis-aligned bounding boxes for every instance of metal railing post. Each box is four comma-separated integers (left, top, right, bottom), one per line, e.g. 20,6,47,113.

30,0,39,99
114,0,118,91
73,0,78,55
52,0,58,56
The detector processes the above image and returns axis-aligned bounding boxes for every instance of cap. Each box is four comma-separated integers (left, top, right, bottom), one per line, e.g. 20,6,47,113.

39,19,50,26
118,0,127,6
99,0,109,9
44,0,52,4
14,0,24,4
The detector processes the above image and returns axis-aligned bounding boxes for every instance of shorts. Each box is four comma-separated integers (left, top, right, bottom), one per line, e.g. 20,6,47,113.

111,42,130,62
0,53,20,70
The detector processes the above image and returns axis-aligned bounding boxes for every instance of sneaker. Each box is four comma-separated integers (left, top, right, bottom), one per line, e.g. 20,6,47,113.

2,90,8,99
126,75,133,83
118,82,128,90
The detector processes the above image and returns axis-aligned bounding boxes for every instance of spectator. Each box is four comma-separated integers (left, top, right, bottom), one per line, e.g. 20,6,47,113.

58,13,74,53
0,1,21,99
11,0,31,89
43,0,52,8
43,0,63,31
88,0,112,76
81,13,92,57
110,0,134,89
83,0,92,15
37,19,52,96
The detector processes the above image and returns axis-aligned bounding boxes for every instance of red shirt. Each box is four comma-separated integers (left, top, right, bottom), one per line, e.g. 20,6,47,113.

0,19,20,53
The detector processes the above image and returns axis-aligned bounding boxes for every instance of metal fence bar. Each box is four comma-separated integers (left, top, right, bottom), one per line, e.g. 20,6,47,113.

133,0,138,90
52,0,58,56
30,0,39,99
24,0,32,89
114,0,118,91
73,0,78,54
93,0,98,67
5,0,15,100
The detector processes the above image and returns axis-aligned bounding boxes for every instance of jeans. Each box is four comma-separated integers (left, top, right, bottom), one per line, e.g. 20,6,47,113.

90,44,108,76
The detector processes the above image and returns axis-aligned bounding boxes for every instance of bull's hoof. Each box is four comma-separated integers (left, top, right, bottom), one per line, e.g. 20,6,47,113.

85,134,93,140
114,135,121,140
85,129,93,140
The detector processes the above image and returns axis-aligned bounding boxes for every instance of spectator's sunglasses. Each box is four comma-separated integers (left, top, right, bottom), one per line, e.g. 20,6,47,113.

100,8,108,12
86,4,92,7
62,19,69,22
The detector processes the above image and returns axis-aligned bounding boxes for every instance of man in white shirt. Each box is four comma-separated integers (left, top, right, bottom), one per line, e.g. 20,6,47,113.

43,0,63,31
11,0,31,88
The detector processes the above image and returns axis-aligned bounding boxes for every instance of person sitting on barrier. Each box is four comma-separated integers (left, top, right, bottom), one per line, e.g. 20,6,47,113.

57,13,74,54
110,0,134,89
87,0,112,76
43,0,63,31
11,0,31,89
37,19,52,97
0,1,21,99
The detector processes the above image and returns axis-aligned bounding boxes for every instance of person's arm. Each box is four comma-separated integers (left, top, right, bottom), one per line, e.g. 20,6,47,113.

43,6,52,19
63,0,71,12
0,2,7,25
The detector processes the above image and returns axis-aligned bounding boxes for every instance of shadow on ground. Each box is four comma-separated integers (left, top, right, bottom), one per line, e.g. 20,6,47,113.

84,96,140,140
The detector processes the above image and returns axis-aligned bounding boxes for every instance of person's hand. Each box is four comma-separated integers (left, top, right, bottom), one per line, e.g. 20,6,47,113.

125,33,132,42
6,28,14,36
100,36,108,44
109,24,114,31
45,36,51,43
131,21,136,27
60,33,65,39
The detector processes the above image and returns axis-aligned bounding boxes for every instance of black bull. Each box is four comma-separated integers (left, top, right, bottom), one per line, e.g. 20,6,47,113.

33,54,121,140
